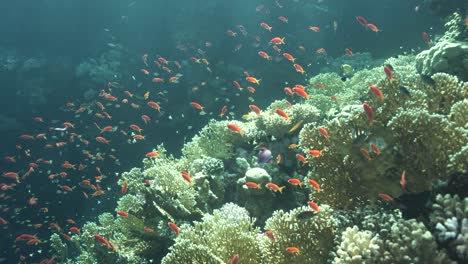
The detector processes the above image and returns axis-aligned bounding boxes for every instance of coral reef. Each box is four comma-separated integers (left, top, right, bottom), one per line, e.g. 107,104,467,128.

161,203,262,264
430,194,468,261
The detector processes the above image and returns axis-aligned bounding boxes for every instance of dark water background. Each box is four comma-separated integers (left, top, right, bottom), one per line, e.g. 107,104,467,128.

0,0,448,262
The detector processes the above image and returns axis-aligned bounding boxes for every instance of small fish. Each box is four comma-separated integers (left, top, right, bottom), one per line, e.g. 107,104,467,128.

392,84,409,97
265,230,275,242
121,180,128,195
309,26,320,32
168,222,179,235
181,170,192,184
288,120,303,133
420,74,436,88
356,16,368,27
318,127,330,140
369,85,384,100
367,23,381,32
296,211,316,220
265,182,285,193
275,109,289,120
383,65,394,80
345,48,353,56
278,16,288,23
246,76,261,85
146,151,160,158
287,178,303,188
360,148,372,160
378,193,394,202
307,201,320,212
363,103,374,123
283,52,296,63
219,105,227,118
308,179,321,192
245,182,262,189
400,170,407,189
227,123,243,134
270,37,285,44
296,154,306,165
292,87,309,99
258,51,271,60
231,254,239,264
293,63,305,74
260,22,272,31
117,211,128,217
286,247,301,254
308,149,322,157
276,154,281,164
422,32,431,46
370,143,381,155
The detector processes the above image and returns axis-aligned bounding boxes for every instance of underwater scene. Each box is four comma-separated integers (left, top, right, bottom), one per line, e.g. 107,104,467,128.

0,0,467,263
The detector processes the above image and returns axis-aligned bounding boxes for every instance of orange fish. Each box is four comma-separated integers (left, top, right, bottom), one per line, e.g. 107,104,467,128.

117,211,128,217
265,230,275,242
260,22,272,31
249,105,261,115
231,254,239,264
61,185,73,192
308,201,320,212
276,154,281,164
286,247,301,254
378,193,394,202
181,170,192,184
278,16,288,23
360,148,372,160
287,178,303,188
121,180,128,195
246,76,261,85
383,65,393,80
316,83,325,89
133,134,146,141
94,234,115,250
283,53,296,62
265,182,285,193
245,182,261,189
190,102,205,111
370,143,381,155
227,123,243,134
258,51,271,60
400,170,407,189
292,87,309,99
296,154,306,165
309,26,320,32
288,143,298,149
69,227,80,234
284,87,294,96
147,101,161,112
367,23,380,32
318,127,330,140
308,179,321,192
168,221,179,235
95,136,110,144
345,48,353,56
293,63,305,74
233,80,243,91
308,149,322,157
363,102,374,123
316,48,328,56
369,85,384,100
356,16,368,27
247,86,256,93
145,151,159,158
130,124,143,133
143,227,154,233
219,105,227,118
275,109,289,120
270,37,285,44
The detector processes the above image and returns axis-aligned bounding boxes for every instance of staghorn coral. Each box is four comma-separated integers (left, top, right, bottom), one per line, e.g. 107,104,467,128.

161,203,262,264
430,194,468,260
261,205,338,264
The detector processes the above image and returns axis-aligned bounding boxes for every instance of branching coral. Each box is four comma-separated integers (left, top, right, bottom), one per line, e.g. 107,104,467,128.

261,205,338,263
430,194,468,260
161,203,263,264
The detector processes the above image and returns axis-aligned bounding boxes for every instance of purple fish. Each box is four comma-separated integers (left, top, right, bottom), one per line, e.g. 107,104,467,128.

258,147,273,164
